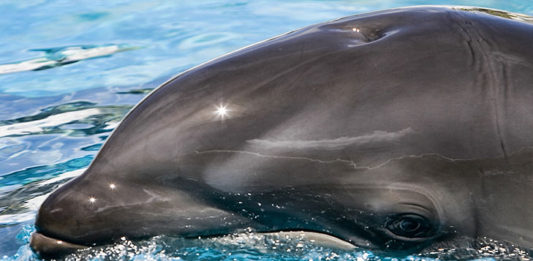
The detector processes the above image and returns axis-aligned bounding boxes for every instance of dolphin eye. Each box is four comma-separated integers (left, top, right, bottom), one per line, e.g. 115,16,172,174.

385,214,434,238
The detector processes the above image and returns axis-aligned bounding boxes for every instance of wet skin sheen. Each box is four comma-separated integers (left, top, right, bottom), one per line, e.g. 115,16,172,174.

31,6,533,258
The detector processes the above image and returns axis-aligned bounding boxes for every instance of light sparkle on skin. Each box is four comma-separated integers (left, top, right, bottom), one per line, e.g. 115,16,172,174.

214,104,230,119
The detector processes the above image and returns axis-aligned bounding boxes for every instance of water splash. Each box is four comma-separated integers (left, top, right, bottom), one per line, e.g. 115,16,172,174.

3,229,527,261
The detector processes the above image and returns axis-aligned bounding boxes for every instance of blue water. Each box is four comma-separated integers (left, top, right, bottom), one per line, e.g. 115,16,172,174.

1,0,532,260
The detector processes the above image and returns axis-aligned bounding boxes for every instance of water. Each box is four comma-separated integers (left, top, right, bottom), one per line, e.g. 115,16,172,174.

1,0,532,260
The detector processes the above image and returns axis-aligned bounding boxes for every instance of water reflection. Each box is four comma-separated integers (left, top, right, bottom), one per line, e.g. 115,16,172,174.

0,99,132,177
0,102,131,138
0,45,140,75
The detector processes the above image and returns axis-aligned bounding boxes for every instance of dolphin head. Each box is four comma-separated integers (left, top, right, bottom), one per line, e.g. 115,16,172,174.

31,6,533,258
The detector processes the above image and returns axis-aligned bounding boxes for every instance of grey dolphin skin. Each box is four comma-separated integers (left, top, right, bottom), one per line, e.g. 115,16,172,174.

30,6,533,258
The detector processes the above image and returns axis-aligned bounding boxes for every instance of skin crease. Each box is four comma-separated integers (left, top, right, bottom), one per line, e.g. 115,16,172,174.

31,6,533,258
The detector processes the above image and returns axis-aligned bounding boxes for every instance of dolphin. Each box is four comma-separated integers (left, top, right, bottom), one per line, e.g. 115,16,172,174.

30,6,533,258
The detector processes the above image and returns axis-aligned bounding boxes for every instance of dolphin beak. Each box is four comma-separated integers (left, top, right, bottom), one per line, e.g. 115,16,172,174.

30,232,87,258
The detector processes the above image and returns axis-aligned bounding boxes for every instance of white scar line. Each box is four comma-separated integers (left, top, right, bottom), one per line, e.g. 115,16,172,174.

194,149,472,170
194,150,357,168
247,128,413,149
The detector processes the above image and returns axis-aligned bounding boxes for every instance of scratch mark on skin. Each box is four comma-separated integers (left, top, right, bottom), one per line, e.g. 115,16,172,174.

194,149,467,171
195,149,358,168
194,148,530,172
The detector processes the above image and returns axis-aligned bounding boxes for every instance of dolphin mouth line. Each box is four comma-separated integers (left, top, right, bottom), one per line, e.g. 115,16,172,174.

30,232,87,257
259,231,357,250
29,230,357,257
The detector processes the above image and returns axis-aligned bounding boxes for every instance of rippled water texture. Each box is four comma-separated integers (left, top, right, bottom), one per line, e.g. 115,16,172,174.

1,0,533,260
